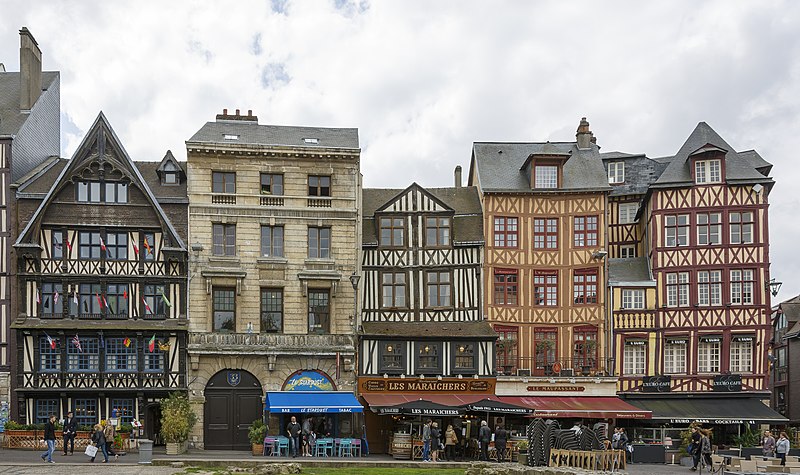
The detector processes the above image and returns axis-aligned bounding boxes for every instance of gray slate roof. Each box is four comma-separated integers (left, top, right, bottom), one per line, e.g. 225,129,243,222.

0,71,58,136
362,185,484,246
187,120,359,149
361,321,497,338
653,122,773,187
470,141,611,193
600,152,669,196
608,257,654,285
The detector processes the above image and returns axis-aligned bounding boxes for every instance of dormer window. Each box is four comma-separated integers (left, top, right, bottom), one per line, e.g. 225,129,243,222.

163,162,178,185
695,159,721,184
608,162,624,184
534,165,558,188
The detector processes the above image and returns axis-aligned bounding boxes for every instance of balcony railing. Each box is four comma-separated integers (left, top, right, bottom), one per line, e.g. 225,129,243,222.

188,332,355,353
307,197,332,208
19,369,183,390
260,196,285,206
211,194,237,205
33,311,167,321
496,357,607,377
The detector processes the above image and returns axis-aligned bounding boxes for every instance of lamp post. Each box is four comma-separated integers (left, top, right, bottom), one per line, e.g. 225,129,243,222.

767,278,782,297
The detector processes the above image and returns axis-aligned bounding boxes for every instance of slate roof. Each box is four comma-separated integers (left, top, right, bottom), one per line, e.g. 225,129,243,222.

600,152,669,196
362,185,484,246
608,257,654,285
470,141,611,193
187,120,360,149
361,321,497,338
0,71,59,136
653,122,773,187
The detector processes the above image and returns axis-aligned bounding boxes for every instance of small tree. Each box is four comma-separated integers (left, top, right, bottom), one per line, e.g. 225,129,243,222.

159,392,197,443
248,418,268,445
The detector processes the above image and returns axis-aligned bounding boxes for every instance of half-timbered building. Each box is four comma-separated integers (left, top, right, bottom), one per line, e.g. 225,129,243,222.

11,113,188,436
771,295,800,424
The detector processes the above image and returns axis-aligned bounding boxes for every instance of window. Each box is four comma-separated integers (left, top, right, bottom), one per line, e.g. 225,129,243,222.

77,181,101,202
493,217,518,248
618,202,638,224
573,269,598,305
493,269,518,306
143,338,163,372
620,244,636,258
308,175,331,196
664,214,689,247
697,270,722,306
105,232,128,260
425,217,450,247
213,288,236,332
67,336,99,372
623,341,646,375
212,171,236,194
73,399,98,427
663,338,687,374
308,290,330,334
104,182,128,203
308,227,331,258
730,336,753,373
621,289,645,310
453,343,476,372
698,336,721,373
41,282,63,315
426,271,451,307
106,337,137,372
496,326,519,374
379,217,405,247
381,272,407,308
730,269,755,305
574,216,598,248
416,342,441,373
79,231,102,260
697,213,722,245
260,288,283,333
608,162,625,184
107,283,128,315
695,159,721,184
110,398,135,424
142,232,156,261
534,165,558,188
51,230,63,259
77,283,102,316
260,173,284,195
163,162,178,185
573,327,598,369
143,284,166,317
212,223,236,256
533,218,558,249
534,328,557,371
729,211,754,244
380,342,404,373
666,272,689,307
39,336,60,372
260,226,284,257
534,271,558,306
35,399,59,424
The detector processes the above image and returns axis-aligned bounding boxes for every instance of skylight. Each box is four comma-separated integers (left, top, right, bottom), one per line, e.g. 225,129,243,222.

224,134,239,140
303,138,319,144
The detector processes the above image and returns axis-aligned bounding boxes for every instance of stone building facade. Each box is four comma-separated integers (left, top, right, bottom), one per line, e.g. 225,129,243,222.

185,110,361,450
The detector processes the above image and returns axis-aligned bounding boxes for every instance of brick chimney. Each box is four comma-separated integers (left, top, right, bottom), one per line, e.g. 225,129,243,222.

454,165,462,188
216,108,258,122
19,27,42,111
576,117,594,150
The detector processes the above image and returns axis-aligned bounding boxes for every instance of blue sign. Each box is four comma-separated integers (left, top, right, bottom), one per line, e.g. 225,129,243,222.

282,370,335,392
0,401,8,433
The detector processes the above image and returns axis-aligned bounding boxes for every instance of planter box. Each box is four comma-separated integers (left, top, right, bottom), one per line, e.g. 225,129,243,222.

252,443,264,456
3,430,96,450
165,440,188,455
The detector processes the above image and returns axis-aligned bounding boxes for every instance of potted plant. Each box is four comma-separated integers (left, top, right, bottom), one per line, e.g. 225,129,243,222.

248,418,268,456
516,439,529,466
159,392,197,455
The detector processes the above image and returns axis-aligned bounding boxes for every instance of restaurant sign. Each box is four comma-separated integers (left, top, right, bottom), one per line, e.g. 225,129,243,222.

359,377,495,394
713,374,742,393
283,370,335,392
670,419,756,425
641,375,672,393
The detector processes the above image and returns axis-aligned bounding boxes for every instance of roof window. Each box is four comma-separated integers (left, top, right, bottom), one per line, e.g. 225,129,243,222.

224,134,239,140
303,138,319,144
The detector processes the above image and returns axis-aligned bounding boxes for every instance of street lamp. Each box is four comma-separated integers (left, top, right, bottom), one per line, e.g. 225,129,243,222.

767,278,782,297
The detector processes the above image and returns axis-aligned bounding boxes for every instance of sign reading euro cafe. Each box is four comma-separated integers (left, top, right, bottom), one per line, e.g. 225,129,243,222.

641,375,671,393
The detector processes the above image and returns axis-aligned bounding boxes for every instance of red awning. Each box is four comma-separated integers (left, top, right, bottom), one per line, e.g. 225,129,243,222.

362,393,489,412
500,396,651,420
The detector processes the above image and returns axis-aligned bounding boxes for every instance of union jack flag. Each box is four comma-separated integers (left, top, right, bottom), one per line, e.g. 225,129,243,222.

72,334,82,353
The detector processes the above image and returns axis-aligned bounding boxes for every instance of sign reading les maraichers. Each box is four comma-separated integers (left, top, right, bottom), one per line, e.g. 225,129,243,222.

359,377,495,393
641,375,672,393
713,374,742,392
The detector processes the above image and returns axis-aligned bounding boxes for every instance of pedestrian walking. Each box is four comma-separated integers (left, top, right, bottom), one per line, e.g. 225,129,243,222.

301,417,312,456
422,419,432,462
430,422,440,462
494,423,507,462
286,416,301,458
444,424,458,461
777,432,790,466
104,423,119,461
39,414,56,463
62,411,77,456
763,430,776,458
478,420,491,461
89,423,109,463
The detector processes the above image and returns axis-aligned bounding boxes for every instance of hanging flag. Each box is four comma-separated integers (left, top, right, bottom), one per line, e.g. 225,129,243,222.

65,240,72,252
143,236,152,255
96,292,103,309
148,334,156,353
142,296,153,314
160,291,172,308
73,289,79,306
36,288,41,304
123,337,131,348
45,333,56,350
100,237,107,252
83,299,89,314
132,242,140,256
72,334,82,353
53,291,59,305
102,294,110,309
100,333,105,349
123,289,128,300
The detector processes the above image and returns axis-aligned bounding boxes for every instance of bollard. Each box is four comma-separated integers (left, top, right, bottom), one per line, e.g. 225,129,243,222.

138,439,153,464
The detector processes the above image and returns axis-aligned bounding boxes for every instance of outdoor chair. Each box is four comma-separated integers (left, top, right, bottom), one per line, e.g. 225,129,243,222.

338,438,353,457
315,438,333,457
739,460,758,472
350,438,361,457
765,466,788,473
275,437,289,457
263,437,276,456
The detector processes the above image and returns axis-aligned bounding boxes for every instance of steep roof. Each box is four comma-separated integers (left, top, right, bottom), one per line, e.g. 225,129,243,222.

187,120,359,149
0,71,58,136
608,257,654,286
653,122,773,188
600,152,669,196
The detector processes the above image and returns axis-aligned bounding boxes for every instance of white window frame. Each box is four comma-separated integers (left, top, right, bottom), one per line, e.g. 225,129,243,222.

608,162,625,184
620,244,636,258
730,269,754,305
697,213,722,245
665,214,689,247
623,342,646,375
666,272,689,307
730,337,753,373
663,339,687,374
534,165,558,189
698,337,721,373
621,289,645,310
618,202,638,224
695,159,722,184
697,270,722,306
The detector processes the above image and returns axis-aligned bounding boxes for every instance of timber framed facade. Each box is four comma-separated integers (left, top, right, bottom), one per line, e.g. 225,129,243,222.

11,113,188,435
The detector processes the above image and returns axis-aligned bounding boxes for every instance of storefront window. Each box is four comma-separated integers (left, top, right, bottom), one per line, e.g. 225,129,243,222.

416,342,441,374
452,342,476,373
379,342,404,374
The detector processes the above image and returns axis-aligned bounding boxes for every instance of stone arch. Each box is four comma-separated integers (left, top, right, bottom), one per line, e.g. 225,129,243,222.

203,368,263,450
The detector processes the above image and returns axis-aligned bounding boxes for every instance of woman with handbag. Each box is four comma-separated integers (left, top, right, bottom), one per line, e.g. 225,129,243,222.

88,424,109,463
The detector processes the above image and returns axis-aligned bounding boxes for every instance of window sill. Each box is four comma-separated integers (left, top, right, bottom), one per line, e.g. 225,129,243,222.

209,256,240,264
257,257,288,265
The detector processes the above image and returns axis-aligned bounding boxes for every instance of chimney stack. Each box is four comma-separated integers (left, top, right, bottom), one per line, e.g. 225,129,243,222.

19,27,42,111
216,108,258,122
454,165,462,188
576,117,594,150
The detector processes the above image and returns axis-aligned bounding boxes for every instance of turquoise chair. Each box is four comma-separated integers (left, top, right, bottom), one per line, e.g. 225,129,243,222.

276,436,289,456
338,438,353,457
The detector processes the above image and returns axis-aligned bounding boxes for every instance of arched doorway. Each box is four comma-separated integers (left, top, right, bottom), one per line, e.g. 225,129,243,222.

204,369,263,450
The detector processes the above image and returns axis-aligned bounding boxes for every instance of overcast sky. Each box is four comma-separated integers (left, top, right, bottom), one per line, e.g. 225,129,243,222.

2,1,799,301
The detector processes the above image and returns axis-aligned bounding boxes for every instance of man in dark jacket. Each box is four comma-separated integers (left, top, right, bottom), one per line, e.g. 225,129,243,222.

494,424,508,462
478,420,491,461
286,416,301,458
62,411,77,455
40,414,56,463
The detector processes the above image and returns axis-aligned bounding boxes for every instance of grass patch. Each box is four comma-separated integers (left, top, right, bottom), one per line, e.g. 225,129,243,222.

302,469,464,475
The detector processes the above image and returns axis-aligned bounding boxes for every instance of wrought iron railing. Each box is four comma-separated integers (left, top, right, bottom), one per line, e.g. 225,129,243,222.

496,357,607,377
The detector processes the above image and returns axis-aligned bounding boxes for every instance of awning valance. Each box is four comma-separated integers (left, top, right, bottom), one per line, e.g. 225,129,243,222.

501,396,651,419
363,393,485,416
625,397,787,424
265,391,363,413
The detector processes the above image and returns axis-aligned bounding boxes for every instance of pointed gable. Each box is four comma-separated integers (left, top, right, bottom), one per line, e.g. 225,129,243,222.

375,183,453,214
155,150,185,185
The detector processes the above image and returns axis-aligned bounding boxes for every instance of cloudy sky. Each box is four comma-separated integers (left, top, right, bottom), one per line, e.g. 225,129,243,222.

2,0,799,301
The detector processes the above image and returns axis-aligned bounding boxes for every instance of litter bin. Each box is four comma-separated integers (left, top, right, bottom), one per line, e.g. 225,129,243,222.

138,439,153,464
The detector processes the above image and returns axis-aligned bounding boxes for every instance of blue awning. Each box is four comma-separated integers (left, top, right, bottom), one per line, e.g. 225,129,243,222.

265,391,363,413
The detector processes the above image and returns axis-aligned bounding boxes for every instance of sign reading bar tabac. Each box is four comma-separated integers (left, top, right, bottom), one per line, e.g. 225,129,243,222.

359,377,495,394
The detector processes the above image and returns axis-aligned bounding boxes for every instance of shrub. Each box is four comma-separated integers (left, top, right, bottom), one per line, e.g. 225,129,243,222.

159,392,197,443
248,418,268,444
